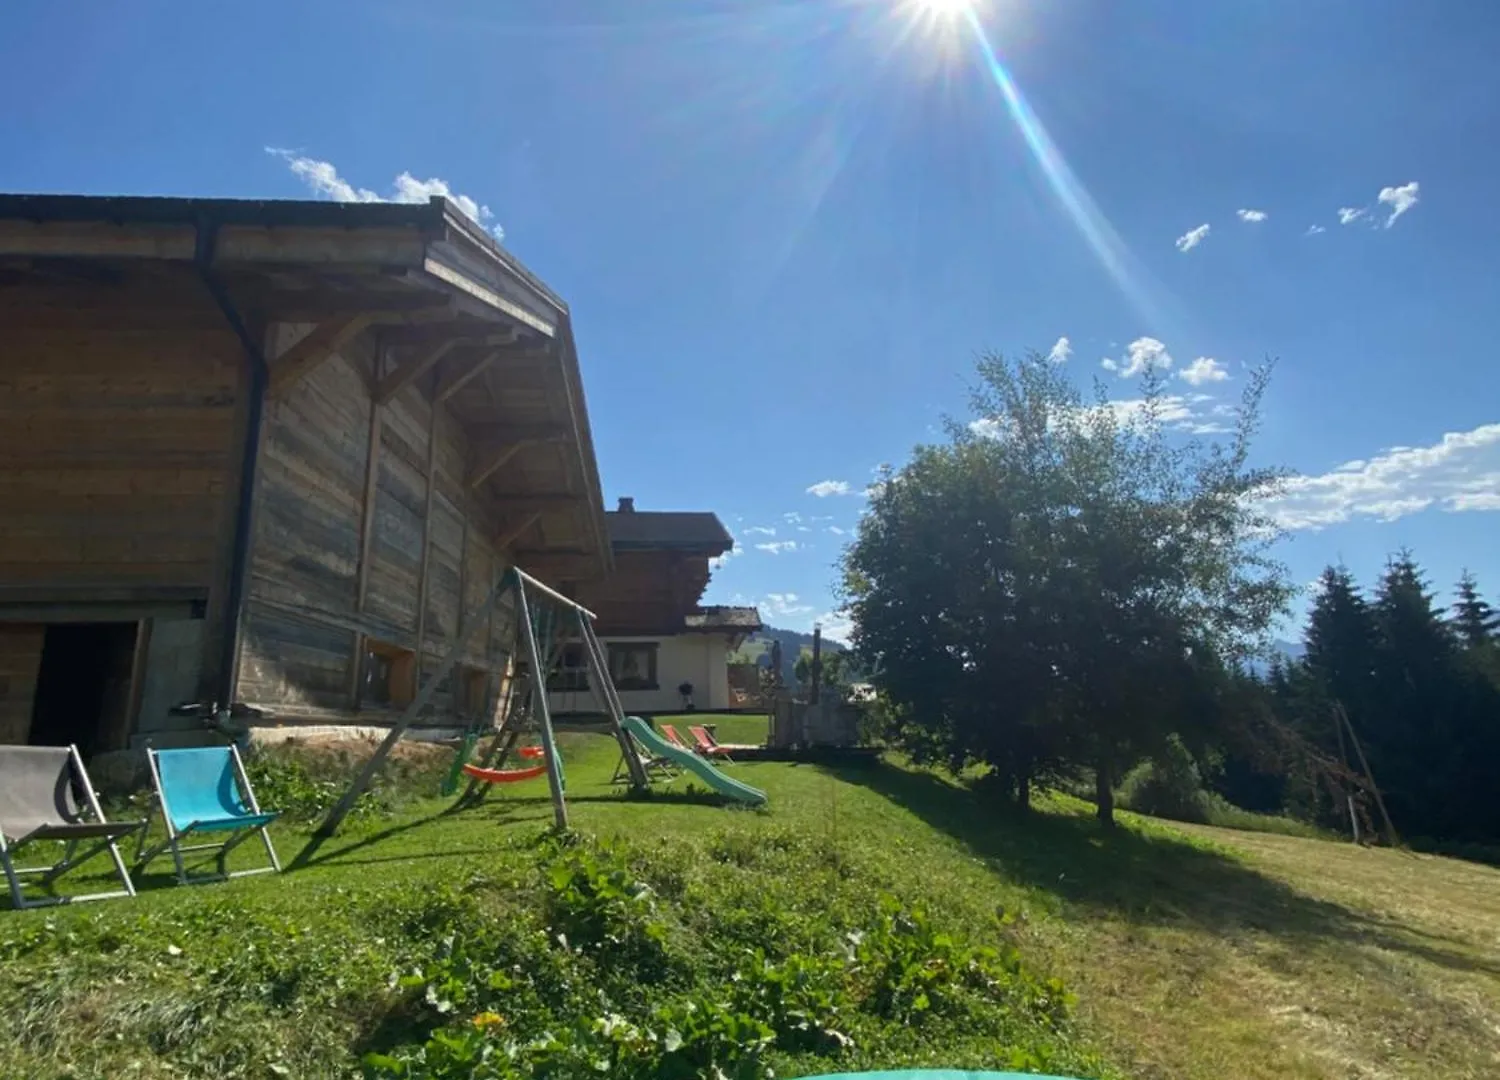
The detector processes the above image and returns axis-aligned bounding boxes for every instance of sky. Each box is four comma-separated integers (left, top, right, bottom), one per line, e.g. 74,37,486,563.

4,0,1499,643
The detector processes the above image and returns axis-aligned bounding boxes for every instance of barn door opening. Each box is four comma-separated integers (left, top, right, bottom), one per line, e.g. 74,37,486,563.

28,622,139,757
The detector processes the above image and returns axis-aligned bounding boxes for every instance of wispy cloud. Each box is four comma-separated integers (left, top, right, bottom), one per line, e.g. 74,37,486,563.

1236,208,1268,223
1177,356,1229,387
1262,422,1500,530
783,512,804,525
827,525,848,536
1305,224,1327,236
763,592,814,617
742,526,776,537
1377,181,1420,227
266,147,504,240
1046,336,1072,363
1337,207,1367,226
755,540,801,555
806,480,853,498
1102,395,1229,436
1175,224,1211,252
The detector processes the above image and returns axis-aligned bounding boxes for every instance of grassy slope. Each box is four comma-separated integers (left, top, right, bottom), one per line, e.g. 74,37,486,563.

3,714,1498,1079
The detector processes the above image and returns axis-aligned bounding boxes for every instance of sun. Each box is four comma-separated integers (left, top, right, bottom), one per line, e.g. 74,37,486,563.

911,0,976,19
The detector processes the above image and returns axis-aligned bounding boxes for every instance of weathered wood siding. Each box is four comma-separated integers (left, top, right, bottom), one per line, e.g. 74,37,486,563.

0,625,44,744
0,278,239,595
237,334,515,725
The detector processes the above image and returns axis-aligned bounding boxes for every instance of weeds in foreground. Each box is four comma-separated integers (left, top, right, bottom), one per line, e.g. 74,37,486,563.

365,837,1103,1079
0,829,1110,1079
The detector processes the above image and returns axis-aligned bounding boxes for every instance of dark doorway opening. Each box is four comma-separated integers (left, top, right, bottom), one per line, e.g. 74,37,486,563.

29,622,138,757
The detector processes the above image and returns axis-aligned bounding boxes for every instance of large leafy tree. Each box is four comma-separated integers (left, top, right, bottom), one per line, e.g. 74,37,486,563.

843,351,1293,824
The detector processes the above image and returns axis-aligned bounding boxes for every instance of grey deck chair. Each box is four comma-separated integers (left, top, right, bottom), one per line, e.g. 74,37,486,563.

0,745,142,910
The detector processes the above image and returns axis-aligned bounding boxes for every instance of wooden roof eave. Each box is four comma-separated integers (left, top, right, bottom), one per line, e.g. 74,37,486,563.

0,193,612,578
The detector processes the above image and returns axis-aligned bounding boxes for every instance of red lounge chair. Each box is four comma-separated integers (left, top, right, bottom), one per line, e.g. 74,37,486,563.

687,725,742,761
659,724,694,751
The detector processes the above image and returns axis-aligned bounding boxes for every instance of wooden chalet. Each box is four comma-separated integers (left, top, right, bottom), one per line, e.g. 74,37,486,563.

0,193,610,755
548,499,761,715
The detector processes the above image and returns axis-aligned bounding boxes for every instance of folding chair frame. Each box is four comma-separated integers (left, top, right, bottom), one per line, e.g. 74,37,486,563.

611,736,677,786
135,744,281,886
0,745,139,910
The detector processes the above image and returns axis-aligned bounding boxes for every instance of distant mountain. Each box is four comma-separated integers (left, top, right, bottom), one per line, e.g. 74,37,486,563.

1247,638,1306,676
736,626,847,685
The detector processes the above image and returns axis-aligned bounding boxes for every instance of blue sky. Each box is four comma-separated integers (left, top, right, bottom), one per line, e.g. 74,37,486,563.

5,0,1499,641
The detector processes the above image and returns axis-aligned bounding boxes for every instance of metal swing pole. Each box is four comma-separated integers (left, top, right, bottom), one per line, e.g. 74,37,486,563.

576,607,648,789
516,576,569,831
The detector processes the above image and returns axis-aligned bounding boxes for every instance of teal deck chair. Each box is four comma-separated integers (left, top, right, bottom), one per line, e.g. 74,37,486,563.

135,745,281,885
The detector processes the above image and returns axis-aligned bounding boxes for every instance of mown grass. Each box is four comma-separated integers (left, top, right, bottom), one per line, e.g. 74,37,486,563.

3,714,1498,1079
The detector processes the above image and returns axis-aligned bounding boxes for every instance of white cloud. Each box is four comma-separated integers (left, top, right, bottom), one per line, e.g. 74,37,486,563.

783,512,803,524
1377,181,1420,227
1305,224,1326,236
816,610,855,645
1237,209,1268,223
742,526,776,536
1337,207,1367,226
763,593,814,617
1046,336,1072,363
709,542,741,571
1175,224,1211,252
755,540,801,554
806,480,853,498
827,525,848,536
1101,395,1226,435
1262,423,1500,530
1177,357,1229,387
1113,336,1172,378
1100,357,1119,372
266,148,504,240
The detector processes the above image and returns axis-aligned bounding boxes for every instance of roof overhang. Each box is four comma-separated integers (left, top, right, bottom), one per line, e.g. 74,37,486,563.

0,193,612,578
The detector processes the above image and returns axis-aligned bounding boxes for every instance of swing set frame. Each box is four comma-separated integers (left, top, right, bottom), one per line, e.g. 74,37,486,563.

296,567,648,863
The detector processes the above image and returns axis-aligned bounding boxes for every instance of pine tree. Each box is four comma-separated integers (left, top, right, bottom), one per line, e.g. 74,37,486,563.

1303,564,1378,711
1452,571,1500,649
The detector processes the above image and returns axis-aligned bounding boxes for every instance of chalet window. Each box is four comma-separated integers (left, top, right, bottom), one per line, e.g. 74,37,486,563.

363,640,416,708
547,644,589,693
608,643,659,691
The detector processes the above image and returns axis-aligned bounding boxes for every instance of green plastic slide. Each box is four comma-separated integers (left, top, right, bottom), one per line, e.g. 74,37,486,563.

622,716,767,806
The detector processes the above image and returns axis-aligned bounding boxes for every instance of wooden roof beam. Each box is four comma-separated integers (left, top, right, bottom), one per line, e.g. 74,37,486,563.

466,428,570,489
376,338,459,404
435,349,501,404
491,494,580,512
380,324,522,350
268,313,375,397
254,289,454,324
494,512,543,554
467,440,528,489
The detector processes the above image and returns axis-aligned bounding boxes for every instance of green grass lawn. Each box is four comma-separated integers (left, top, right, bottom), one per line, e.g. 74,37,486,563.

3,716,1498,1079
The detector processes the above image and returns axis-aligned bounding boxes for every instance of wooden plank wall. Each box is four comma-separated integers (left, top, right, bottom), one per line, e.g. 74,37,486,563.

0,625,44,744
238,330,516,725
0,277,240,594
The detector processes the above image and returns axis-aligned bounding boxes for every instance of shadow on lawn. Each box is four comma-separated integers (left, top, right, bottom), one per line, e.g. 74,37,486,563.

825,758,1500,978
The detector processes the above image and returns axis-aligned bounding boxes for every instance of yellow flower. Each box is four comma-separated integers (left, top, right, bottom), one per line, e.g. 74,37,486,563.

471,1011,506,1031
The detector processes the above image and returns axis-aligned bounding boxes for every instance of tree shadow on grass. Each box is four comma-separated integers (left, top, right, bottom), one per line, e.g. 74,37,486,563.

824,759,1500,979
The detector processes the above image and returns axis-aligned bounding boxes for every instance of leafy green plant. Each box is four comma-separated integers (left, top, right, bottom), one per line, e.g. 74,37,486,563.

1117,735,1211,824
542,840,671,981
